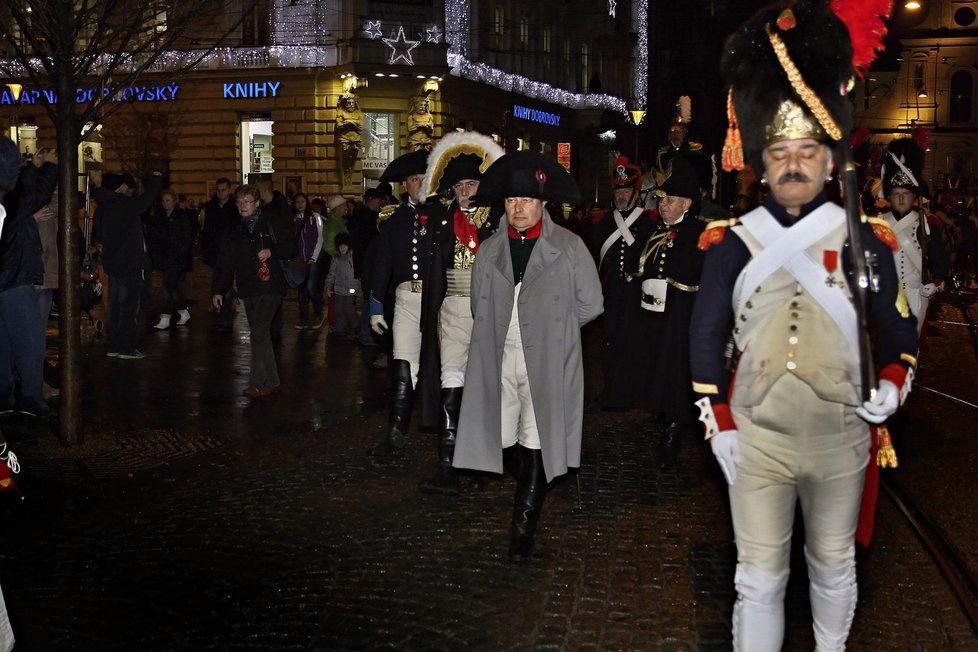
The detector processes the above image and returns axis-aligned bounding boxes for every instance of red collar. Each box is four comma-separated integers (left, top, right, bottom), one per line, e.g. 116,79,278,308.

507,220,543,240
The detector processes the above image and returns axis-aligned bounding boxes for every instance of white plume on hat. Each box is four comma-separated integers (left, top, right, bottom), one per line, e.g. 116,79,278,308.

327,195,348,210
422,130,506,198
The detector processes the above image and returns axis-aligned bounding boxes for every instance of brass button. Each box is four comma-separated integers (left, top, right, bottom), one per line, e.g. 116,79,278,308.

739,314,747,322
745,301,753,309
788,336,799,345
790,312,799,319
789,325,798,332
786,361,797,370
787,350,796,359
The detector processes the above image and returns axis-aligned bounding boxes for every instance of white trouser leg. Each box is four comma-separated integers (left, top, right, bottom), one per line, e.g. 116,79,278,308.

392,283,423,387
500,284,540,450
807,551,857,652
732,564,789,652
439,295,474,389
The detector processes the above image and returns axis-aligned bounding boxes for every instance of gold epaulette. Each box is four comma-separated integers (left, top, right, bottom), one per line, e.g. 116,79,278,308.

698,218,739,251
378,204,397,223
689,141,703,151
866,216,898,252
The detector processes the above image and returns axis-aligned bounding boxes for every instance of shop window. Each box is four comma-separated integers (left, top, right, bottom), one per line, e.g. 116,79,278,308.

363,112,396,174
519,16,528,45
492,5,505,50
542,28,551,54
9,123,37,161
78,122,103,192
950,70,973,123
240,114,274,184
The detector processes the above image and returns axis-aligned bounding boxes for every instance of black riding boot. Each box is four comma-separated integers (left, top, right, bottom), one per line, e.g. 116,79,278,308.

502,444,522,478
509,444,547,561
419,387,463,494
368,359,413,457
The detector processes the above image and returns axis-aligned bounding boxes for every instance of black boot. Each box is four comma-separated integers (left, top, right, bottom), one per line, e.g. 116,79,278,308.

502,444,522,478
656,421,682,469
509,445,547,562
419,387,462,494
368,359,413,457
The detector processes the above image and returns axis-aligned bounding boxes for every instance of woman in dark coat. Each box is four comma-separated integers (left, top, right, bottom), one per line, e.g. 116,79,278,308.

148,188,196,329
211,184,295,398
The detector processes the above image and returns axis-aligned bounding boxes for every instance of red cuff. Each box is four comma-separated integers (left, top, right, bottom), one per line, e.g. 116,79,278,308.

713,403,737,432
931,277,944,287
879,363,908,391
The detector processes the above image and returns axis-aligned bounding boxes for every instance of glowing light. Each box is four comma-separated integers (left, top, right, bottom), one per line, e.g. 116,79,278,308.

382,26,421,66
426,25,443,44
629,109,645,125
363,20,382,40
905,0,921,9
6,84,22,101
609,0,617,17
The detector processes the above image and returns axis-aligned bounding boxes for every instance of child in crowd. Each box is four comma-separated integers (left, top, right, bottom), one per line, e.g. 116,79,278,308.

324,232,357,338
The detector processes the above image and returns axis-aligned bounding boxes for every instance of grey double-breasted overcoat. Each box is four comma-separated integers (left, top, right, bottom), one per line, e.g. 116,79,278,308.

453,212,603,482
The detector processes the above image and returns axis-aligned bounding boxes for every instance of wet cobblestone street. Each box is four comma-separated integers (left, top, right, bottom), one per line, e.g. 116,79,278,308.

0,274,975,650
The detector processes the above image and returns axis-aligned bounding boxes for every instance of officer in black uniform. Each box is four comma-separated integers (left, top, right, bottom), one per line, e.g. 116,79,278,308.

590,156,655,409
367,149,441,457
416,131,505,494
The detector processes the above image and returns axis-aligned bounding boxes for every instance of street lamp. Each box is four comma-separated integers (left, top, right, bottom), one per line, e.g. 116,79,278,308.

905,0,921,9
630,109,646,165
6,83,23,146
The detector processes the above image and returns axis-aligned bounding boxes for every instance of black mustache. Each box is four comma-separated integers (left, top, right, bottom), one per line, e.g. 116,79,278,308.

777,172,811,184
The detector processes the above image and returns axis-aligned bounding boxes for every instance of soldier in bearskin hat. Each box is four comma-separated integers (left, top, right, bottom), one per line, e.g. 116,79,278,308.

453,151,603,561
688,2,919,649
590,156,656,410
880,137,950,333
366,149,442,457
415,132,505,494
624,157,707,468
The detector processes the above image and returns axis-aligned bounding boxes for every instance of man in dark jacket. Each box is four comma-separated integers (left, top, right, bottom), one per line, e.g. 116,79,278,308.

201,178,237,267
348,188,381,345
0,137,57,415
93,171,163,359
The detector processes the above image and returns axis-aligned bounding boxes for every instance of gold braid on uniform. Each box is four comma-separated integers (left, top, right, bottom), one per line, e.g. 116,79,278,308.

626,229,675,281
764,23,842,142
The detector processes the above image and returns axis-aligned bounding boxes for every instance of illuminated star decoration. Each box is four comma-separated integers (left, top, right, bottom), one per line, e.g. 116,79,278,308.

426,25,443,44
363,20,382,40
608,0,616,17
383,26,421,65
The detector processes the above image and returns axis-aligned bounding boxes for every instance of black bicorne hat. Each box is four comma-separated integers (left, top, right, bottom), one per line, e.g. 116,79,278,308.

379,150,429,183
658,157,701,201
474,151,581,204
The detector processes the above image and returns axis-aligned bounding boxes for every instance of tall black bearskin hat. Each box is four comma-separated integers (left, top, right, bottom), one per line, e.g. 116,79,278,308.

881,137,924,196
474,151,581,204
611,156,642,190
721,1,856,173
423,131,505,196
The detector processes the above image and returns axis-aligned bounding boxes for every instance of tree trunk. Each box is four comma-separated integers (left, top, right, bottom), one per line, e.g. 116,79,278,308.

55,75,82,447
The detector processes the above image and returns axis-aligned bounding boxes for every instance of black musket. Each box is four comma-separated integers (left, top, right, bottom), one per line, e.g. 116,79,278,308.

841,151,877,402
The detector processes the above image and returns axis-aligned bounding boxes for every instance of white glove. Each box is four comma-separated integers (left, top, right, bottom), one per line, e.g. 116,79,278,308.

370,314,388,335
710,430,741,485
920,282,941,298
855,380,900,424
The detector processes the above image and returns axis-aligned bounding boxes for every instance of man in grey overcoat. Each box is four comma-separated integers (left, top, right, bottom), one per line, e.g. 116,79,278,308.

453,151,603,561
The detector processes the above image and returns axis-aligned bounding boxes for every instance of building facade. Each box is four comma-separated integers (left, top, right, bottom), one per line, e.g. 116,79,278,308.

1,0,644,206
855,0,978,199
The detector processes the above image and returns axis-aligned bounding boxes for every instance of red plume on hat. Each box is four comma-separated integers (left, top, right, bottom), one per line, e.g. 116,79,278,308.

610,155,642,190
829,0,894,79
